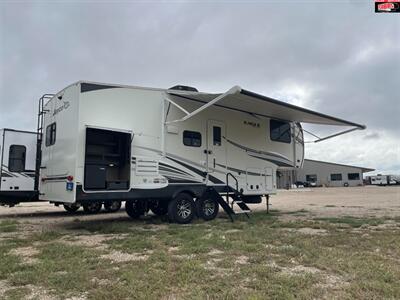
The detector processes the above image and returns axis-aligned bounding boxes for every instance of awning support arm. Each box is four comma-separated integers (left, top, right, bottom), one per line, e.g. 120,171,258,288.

164,96,191,116
314,127,361,143
164,85,241,124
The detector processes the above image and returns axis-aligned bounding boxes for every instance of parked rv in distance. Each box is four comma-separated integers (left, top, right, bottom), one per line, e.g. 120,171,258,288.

0,129,36,199
367,175,399,186
0,81,366,224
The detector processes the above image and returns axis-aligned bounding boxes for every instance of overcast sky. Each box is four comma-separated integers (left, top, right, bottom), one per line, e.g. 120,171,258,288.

1,0,399,174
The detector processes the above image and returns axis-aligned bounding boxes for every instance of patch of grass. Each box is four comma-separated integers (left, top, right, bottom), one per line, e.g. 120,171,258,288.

1,212,399,299
315,216,385,228
325,205,337,208
0,220,19,233
6,242,116,298
3,286,31,300
30,230,64,242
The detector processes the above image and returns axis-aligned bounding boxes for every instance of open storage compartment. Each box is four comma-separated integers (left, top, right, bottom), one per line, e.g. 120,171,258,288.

84,128,131,191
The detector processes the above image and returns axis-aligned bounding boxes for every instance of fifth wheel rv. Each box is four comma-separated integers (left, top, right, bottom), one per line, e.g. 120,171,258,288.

0,81,366,223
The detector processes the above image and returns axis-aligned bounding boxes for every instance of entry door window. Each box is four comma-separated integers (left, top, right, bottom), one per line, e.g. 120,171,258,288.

213,126,222,146
9,145,26,172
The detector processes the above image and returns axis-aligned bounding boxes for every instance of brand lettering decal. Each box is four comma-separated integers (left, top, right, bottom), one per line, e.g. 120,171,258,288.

244,120,260,128
53,101,70,116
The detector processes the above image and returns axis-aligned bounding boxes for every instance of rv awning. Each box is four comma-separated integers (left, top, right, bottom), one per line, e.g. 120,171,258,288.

166,86,365,128
165,86,365,142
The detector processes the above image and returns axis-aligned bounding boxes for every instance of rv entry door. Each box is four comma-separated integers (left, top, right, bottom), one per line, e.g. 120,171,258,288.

207,120,227,175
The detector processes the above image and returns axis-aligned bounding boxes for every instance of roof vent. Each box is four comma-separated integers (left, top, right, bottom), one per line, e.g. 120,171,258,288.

168,85,198,92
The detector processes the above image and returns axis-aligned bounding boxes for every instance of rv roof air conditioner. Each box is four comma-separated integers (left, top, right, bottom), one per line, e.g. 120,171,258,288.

168,85,198,92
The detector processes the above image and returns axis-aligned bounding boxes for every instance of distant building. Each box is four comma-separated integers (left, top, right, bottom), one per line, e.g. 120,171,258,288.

277,159,375,188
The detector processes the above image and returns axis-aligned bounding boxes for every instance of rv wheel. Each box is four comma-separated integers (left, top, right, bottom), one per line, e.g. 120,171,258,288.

63,204,80,213
104,200,122,213
149,200,168,216
83,202,102,214
168,193,196,224
125,200,145,219
196,198,219,221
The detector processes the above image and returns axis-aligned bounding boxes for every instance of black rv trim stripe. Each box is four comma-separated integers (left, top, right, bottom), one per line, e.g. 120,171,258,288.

41,176,69,182
166,178,203,184
225,137,291,160
167,157,224,184
159,168,193,179
247,154,294,167
159,163,194,178
81,83,119,93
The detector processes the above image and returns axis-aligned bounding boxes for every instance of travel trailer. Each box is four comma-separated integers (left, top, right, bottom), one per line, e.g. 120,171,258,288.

0,128,122,213
0,81,365,223
0,129,37,204
368,175,399,186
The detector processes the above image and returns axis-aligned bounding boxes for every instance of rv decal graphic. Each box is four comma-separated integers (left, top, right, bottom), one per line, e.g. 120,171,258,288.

224,138,294,167
243,120,260,128
53,101,70,116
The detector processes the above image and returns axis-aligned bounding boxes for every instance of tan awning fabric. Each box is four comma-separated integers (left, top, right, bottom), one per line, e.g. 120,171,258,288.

167,87,365,129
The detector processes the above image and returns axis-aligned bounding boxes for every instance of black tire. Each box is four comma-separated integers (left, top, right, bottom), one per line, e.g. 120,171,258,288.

149,200,168,216
168,193,196,224
125,199,145,219
63,204,80,213
82,202,102,214
196,197,219,221
104,200,122,213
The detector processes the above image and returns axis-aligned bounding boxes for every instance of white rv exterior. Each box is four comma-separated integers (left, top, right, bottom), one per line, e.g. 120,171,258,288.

0,80,360,223
368,175,398,186
39,82,305,205
0,129,37,193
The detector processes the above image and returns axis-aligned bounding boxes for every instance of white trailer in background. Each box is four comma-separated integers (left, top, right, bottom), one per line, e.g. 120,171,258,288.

0,81,366,223
369,175,399,186
0,129,37,205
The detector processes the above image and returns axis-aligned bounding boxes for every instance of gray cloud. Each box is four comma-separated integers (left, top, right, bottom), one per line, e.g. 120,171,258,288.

1,1,399,173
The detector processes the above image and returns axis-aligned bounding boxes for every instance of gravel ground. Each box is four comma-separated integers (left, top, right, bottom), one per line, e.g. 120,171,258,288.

0,186,399,230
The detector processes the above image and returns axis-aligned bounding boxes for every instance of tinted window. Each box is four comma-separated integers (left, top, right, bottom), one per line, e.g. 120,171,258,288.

330,173,342,181
213,126,222,146
306,174,317,182
183,131,201,147
9,145,26,172
348,173,360,180
270,119,291,143
45,123,56,146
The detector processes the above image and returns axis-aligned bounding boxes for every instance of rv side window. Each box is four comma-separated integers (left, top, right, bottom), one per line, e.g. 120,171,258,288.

348,173,360,180
270,119,291,143
183,131,201,147
330,173,342,181
9,145,26,172
213,126,222,146
45,123,56,146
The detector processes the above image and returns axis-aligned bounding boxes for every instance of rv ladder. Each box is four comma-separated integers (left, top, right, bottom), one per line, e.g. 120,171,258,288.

34,94,54,191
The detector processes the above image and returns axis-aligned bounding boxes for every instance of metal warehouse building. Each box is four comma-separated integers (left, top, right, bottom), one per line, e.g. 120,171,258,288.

277,159,374,188
297,159,374,187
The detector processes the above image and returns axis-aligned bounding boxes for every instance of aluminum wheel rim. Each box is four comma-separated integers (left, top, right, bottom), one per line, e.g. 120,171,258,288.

203,199,216,216
177,199,192,219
